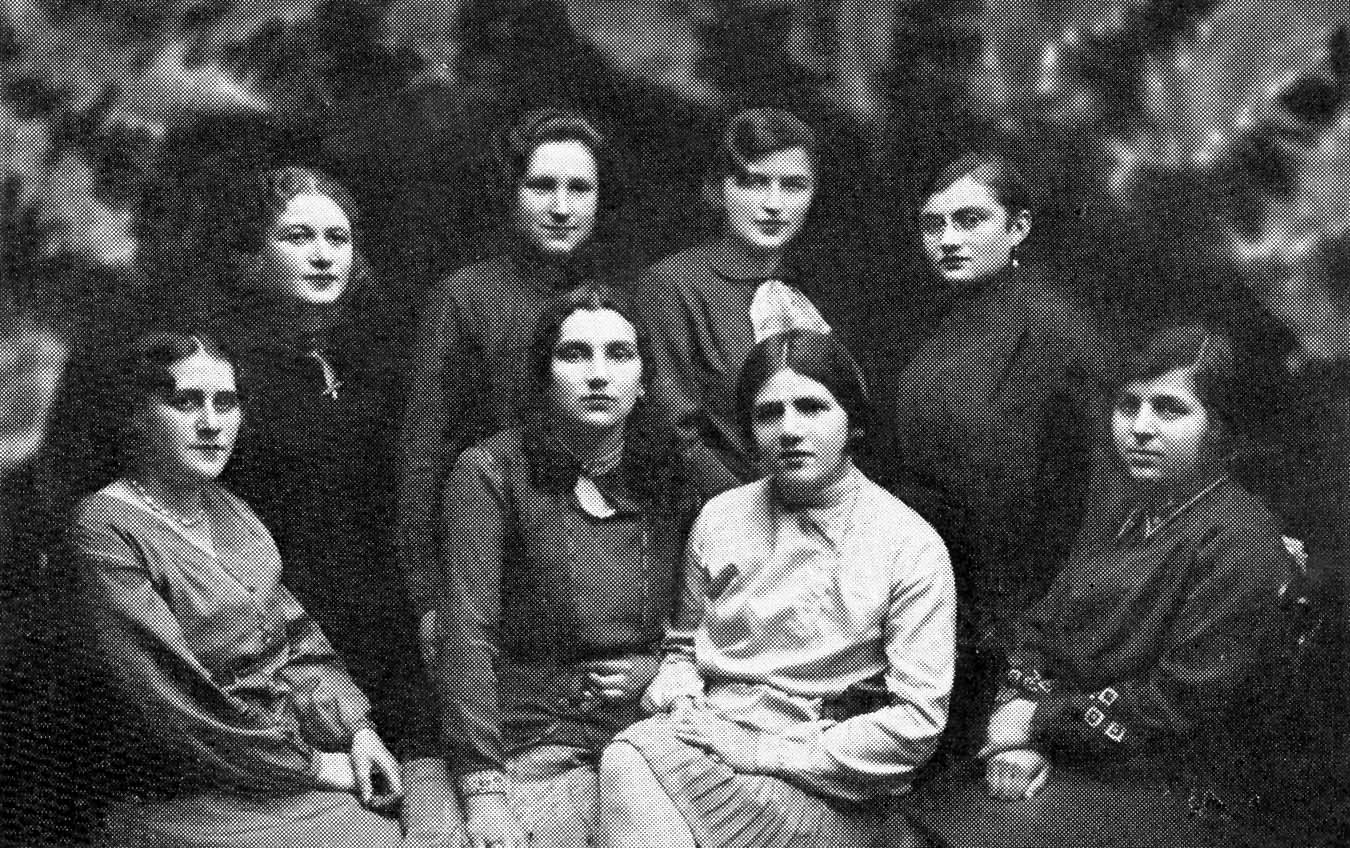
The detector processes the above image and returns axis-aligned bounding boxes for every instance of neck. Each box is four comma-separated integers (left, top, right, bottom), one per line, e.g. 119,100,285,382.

714,236,785,279
774,460,858,508
1134,463,1226,510
130,470,208,518
556,421,625,474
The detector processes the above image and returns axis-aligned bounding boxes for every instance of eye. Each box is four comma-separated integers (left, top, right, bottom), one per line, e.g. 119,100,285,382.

326,229,350,246
918,214,943,235
567,178,595,194
796,397,829,415
1154,397,1191,420
554,342,589,363
214,392,241,413
1114,395,1141,416
953,209,989,229
168,391,202,412
281,227,312,244
782,176,811,192
524,176,558,193
607,342,638,360
734,172,770,189
752,403,782,423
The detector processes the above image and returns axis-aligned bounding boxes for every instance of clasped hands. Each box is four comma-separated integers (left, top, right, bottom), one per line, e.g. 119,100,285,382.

313,726,404,812
977,698,1051,801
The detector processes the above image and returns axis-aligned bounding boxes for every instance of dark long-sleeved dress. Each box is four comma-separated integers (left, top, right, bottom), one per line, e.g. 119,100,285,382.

437,428,697,777
65,482,402,847
399,251,582,618
913,474,1294,847
892,264,1117,635
635,241,834,498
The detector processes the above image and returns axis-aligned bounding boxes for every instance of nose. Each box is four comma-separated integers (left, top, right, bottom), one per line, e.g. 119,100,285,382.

198,405,222,434
311,239,333,268
1130,408,1158,439
763,181,783,213
551,186,572,218
778,407,804,442
587,355,610,386
939,219,961,249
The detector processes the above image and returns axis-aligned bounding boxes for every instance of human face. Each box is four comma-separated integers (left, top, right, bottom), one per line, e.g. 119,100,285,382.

514,140,599,260
720,147,815,255
1112,366,1218,486
919,174,1029,287
136,352,241,485
750,369,853,497
549,308,644,438
248,193,354,305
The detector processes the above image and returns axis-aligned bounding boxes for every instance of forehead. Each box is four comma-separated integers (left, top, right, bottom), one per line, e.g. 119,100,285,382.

275,193,349,228
556,308,636,343
525,140,598,177
920,174,1003,215
167,353,237,391
754,368,836,404
737,147,814,178
1119,365,1201,400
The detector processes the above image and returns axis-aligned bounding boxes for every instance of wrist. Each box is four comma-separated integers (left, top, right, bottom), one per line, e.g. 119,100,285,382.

457,769,508,800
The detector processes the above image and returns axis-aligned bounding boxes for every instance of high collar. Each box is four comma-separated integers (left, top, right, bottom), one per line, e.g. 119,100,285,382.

503,235,594,292
198,284,349,355
1117,472,1228,541
702,238,797,283
773,462,863,511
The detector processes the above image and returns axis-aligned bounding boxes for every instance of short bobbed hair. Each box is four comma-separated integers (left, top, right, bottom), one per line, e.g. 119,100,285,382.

219,165,372,294
734,329,870,446
706,107,819,184
1116,323,1238,439
921,150,1034,219
493,107,608,200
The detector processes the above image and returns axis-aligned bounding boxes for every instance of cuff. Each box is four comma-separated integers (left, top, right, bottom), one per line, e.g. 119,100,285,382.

457,769,507,798
753,734,817,776
1032,687,1131,750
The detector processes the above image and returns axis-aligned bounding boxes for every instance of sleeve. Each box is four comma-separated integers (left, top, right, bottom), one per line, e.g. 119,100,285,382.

635,271,747,496
398,278,472,618
648,506,711,706
274,584,373,751
1028,529,1288,759
435,446,511,778
758,532,957,798
68,521,320,791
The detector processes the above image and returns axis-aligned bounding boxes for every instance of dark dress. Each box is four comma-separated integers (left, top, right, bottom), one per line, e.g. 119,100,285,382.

892,263,1117,635
437,427,697,846
215,291,434,761
398,250,585,618
635,240,834,498
910,474,1293,848
64,482,402,847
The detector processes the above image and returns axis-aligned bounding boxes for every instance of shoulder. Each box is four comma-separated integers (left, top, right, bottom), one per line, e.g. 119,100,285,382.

452,429,524,479
858,476,950,564
67,485,149,564
636,243,719,302
694,478,773,532
1194,480,1290,582
422,256,518,314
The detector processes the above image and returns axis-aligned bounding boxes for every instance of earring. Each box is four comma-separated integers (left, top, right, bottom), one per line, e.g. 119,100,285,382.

1009,245,1021,269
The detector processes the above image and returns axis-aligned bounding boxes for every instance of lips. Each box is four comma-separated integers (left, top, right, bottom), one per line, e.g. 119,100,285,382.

779,450,814,462
938,256,968,268
304,274,338,287
756,220,787,234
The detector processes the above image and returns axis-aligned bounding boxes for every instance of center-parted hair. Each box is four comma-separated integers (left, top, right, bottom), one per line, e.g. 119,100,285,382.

493,107,610,205
733,329,870,445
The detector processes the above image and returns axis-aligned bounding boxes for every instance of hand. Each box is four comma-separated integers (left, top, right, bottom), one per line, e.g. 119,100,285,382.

639,657,705,714
979,698,1037,757
581,655,659,704
671,710,762,773
399,758,466,848
462,792,527,848
350,727,404,812
984,749,1051,800
314,750,358,792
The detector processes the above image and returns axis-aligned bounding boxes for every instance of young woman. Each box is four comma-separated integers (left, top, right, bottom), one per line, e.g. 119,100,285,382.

399,107,612,637
192,166,435,792
891,150,1117,751
637,107,833,498
912,325,1295,848
598,329,955,848
63,332,405,848
431,284,699,848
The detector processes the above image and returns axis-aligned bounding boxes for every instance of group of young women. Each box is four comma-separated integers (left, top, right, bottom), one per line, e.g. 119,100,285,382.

55,105,1303,848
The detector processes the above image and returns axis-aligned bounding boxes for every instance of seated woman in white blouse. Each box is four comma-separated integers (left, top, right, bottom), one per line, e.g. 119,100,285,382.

596,328,956,848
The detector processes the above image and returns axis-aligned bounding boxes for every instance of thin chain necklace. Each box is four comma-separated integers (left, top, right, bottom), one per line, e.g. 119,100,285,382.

128,478,208,529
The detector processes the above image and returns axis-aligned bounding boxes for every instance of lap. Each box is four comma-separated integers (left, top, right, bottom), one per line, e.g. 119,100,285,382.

99,789,402,848
908,760,1219,848
502,745,598,848
613,715,886,848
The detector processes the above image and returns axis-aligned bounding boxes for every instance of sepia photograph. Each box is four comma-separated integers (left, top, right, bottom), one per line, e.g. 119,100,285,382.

2,2,1349,846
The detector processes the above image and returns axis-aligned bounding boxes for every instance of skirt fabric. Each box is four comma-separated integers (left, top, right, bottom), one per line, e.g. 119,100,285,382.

907,759,1221,848
501,744,599,848
613,715,890,848
98,789,402,848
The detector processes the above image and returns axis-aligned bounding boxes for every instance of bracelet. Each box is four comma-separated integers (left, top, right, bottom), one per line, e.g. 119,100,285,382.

457,770,507,797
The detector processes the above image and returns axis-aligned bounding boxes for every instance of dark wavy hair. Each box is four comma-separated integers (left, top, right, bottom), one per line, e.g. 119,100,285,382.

921,150,1034,218
520,283,682,510
96,330,240,471
493,107,610,206
218,165,373,296
1114,323,1239,456
705,107,819,185
733,329,870,449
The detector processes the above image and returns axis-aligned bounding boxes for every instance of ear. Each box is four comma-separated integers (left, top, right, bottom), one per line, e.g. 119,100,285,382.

1007,208,1031,246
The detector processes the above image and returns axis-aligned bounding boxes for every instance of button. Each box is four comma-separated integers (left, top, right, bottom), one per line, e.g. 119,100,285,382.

1084,707,1105,728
